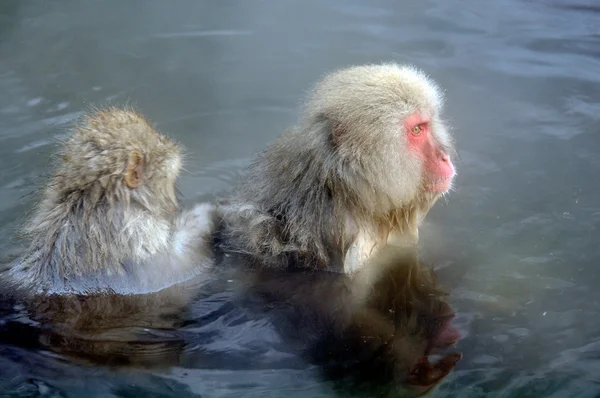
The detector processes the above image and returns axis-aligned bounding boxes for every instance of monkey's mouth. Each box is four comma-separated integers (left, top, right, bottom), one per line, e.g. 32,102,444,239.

407,315,463,393
424,178,453,193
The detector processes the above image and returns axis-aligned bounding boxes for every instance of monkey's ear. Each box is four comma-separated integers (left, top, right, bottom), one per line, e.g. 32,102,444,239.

124,149,145,189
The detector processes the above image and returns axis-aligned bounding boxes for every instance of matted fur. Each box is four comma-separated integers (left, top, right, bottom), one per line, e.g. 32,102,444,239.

217,63,456,272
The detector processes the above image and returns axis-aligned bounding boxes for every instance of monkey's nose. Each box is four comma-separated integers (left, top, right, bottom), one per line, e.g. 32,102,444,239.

440,152,450,162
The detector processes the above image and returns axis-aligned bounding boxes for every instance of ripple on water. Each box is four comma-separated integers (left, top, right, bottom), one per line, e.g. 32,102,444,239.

508,327,531,338
153,30,254,39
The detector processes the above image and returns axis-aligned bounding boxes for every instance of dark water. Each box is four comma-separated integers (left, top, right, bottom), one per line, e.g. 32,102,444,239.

1,0,599,396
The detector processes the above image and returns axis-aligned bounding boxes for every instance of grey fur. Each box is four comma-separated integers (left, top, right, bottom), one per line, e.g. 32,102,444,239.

6,107,216,295
217,63,456,272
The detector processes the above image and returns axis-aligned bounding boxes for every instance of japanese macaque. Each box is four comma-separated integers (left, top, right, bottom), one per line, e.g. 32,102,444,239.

0,107,218,368
247,241,462,396
4,107,216,296
0,62,461,393
217,63,457,273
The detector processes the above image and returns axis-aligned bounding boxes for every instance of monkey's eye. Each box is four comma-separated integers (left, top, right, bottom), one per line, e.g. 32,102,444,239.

411,125,422,136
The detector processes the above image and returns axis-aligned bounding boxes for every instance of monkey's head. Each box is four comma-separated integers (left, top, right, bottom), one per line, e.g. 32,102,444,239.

52,108,183,216
303,63,456,215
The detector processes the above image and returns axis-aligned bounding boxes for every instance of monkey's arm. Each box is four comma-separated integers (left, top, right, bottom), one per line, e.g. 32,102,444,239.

107,203,217,295
159,202,218,281
171,203,217,261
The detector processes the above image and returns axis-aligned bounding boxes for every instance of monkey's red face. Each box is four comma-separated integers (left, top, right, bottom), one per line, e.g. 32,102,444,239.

404,113,455,193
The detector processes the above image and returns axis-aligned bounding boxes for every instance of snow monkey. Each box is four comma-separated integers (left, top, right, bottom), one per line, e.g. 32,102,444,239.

4,107,216,296
6,62,457,289
217,63,456,273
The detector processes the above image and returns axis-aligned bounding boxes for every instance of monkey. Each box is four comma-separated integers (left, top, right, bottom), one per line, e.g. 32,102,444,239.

0,106,221,368
3,107,217,296
0,61,461,392
216,62,457,274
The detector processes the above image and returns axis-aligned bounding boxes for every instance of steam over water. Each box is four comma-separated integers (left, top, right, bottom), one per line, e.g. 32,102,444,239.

1,0,599,396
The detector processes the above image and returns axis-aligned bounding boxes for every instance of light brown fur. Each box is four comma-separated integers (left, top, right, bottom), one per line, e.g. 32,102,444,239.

5,107,216,295
217,63,456,273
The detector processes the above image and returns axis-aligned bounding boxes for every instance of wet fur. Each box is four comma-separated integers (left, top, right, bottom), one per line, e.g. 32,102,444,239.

217,63,456,273
5,108,216,295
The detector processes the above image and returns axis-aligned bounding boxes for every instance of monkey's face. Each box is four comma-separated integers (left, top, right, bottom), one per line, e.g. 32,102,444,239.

403,112,455,194
307,63,456,212
354,65,456,204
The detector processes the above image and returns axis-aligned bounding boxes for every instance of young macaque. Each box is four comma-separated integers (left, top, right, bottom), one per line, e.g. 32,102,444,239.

217,63,456,273
247,241,462,396
4,107,216,296
0,107,219,368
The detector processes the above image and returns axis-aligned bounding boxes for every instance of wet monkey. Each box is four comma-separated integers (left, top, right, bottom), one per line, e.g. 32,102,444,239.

217,63,456,273
4,62,458,289
0,64,462,393
4,107,216,296
0,107,217,368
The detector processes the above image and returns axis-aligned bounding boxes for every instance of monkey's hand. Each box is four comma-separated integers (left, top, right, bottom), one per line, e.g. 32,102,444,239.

171,203,217,261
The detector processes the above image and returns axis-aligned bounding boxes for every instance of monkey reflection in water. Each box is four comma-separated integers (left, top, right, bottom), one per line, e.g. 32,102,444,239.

243,241,462,397
2,241,461,397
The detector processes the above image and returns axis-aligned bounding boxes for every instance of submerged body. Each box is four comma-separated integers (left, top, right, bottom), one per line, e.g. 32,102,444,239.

217,63,457,273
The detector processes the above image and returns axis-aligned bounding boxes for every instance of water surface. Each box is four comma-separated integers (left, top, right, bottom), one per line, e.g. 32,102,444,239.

0,0,599,396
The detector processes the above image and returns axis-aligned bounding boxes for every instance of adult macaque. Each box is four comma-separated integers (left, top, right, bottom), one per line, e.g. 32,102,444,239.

247,241,462,396
4,107,216,295
217,63,456,273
